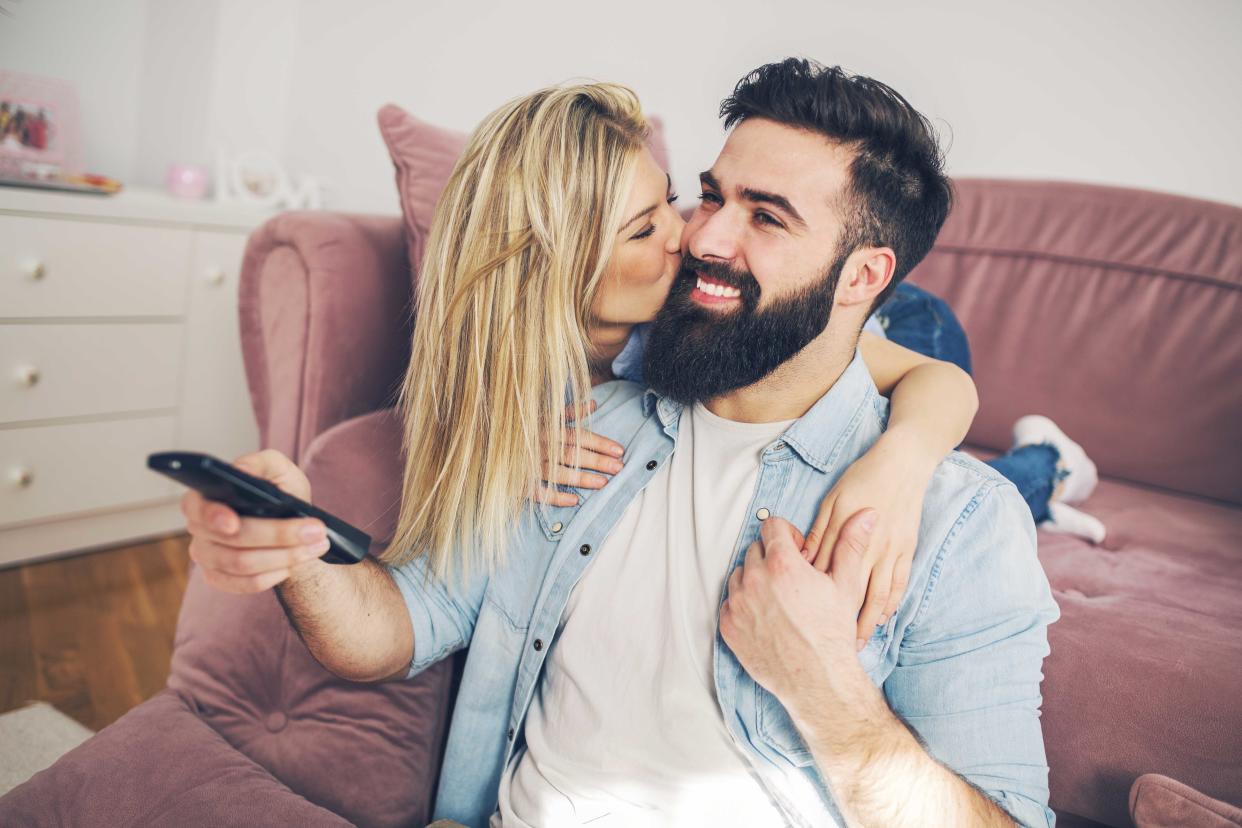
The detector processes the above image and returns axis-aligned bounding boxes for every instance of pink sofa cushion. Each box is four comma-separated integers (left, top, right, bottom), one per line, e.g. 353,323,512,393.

909,180,1242,504
1130,773,1242,828
377,106,468,285
0,689,350,827
1017,470,1242,826
168,567,454,828
377,102,670,288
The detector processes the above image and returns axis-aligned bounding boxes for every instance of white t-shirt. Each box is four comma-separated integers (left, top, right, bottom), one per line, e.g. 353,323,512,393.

494,403,796,827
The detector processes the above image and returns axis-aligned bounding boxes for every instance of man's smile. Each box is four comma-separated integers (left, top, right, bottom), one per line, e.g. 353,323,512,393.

691,272,743,307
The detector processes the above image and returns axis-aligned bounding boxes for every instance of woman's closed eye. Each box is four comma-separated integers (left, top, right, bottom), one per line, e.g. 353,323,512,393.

630,193,681,240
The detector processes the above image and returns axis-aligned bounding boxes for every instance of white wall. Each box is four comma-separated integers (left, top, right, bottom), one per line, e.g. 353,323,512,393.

130,1,220,187
4,0,1241,212
281,0,1242,212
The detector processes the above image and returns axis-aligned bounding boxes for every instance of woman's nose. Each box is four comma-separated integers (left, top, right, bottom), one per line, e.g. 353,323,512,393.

668,208,687,253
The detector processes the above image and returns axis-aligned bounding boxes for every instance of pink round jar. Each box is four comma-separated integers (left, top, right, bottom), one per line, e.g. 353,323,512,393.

166,164,210,199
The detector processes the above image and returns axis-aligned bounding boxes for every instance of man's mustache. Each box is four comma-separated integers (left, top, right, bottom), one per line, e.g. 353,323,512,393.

676,255,761,301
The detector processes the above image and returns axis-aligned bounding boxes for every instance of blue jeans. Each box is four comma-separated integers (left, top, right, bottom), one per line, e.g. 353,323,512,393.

874,283,1060,523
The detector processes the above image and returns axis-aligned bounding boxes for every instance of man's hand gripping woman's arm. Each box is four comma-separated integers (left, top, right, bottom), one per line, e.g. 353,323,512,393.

720,512,1038,827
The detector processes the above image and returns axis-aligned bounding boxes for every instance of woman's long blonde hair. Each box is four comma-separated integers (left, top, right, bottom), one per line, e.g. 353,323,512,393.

382,83,649,582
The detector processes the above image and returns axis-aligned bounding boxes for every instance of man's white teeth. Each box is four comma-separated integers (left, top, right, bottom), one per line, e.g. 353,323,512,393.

696,277,741,299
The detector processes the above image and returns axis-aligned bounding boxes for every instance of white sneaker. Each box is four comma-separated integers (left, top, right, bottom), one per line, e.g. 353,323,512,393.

1012,414,1099,504
1042,501,1107,544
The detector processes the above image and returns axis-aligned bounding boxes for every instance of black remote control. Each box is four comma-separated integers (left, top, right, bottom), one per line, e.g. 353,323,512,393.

147,451,370,565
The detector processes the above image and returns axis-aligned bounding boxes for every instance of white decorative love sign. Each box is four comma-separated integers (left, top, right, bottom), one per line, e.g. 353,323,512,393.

214,149,323,209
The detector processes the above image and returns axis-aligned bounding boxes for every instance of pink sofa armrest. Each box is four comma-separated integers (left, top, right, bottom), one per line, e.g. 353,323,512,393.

239,212,413,463
1131,773,1242,828
0,689,351,827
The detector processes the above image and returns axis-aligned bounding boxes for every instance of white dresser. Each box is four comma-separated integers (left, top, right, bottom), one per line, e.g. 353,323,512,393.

0,186,275,568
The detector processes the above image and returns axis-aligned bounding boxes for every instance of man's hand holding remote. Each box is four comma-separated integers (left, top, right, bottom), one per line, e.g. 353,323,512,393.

180,449,330,594
180,448,414,682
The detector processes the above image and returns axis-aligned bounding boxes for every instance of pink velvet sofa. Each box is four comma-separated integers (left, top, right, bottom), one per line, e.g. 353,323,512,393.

2,178,1239,828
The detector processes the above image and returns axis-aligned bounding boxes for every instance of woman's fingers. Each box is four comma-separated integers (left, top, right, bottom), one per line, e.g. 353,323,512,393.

536,484,581,508
540,462,608,490
883,555,914,621
816,511,853,574
811,515,847,573
563,426,625,459
804,496,835,566
558,444,623,476
855,555,895,647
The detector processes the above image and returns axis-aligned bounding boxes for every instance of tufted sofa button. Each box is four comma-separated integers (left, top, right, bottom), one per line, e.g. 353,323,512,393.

265,711,288,732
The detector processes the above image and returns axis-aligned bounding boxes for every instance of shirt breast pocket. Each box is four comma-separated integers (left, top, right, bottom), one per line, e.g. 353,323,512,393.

753,619,895,766
482,558,545,633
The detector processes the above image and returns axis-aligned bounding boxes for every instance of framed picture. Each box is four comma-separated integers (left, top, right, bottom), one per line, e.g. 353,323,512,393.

0,71,83,178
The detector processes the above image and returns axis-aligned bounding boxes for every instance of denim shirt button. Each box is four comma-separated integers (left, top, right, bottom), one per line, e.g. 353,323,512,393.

579,544,591,556
507,728,514,740
551,522,563,533
756,507,771,521
533,639,543,651
645,460,658,470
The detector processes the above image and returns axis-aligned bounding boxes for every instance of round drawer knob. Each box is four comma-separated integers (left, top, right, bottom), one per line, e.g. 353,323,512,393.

10,467,34,488
21,259,47,281
205,267,227,286
17,365,41,387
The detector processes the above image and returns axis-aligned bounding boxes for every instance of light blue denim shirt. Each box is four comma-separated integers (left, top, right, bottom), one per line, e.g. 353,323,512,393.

389,350,1061,828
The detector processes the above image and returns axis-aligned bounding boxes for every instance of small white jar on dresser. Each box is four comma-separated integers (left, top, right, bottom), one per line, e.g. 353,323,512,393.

0,185,275,567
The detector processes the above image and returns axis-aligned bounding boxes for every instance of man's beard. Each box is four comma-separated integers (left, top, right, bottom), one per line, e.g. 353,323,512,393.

642,250,846,404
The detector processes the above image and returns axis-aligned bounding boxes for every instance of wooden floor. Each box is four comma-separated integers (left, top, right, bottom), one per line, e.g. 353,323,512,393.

0,533,191,732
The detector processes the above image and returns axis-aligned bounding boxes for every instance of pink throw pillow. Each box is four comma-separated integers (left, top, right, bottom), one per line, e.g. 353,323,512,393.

377,103,671,289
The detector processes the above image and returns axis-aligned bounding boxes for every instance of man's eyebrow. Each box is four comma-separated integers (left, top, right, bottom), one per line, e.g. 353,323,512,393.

741,187,806,228
619,174,674,232
699,169,807,229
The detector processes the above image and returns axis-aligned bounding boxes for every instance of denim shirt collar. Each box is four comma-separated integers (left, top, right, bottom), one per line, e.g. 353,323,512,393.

641,348,878,472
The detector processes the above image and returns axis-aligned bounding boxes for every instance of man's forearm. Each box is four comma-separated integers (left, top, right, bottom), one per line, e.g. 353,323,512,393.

275,557,414,682
790,663,1015,828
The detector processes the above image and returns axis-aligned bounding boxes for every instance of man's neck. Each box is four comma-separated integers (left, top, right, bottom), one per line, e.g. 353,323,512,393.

588,321,634,385
703,331,856,424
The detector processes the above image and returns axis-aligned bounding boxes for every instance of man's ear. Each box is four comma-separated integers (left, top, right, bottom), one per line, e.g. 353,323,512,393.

836,247,895,308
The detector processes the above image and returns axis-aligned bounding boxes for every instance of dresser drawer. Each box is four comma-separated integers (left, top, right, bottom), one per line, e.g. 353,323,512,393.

0,214,191,318
0,323,183,424
0,416,179,529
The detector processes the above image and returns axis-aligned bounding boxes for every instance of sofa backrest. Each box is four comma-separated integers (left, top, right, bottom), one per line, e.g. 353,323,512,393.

908,179,1242,505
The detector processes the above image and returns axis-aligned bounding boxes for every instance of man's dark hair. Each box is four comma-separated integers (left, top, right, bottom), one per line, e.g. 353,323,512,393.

720,58,953,310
